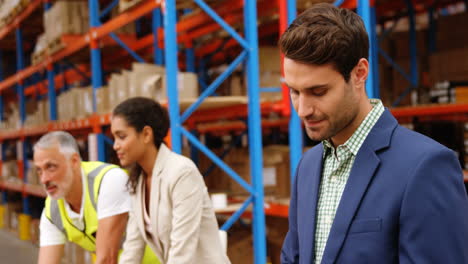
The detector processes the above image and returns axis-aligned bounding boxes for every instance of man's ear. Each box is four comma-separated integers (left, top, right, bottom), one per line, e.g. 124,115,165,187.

70,152,81,168
142,126,154,144
351,58,369,88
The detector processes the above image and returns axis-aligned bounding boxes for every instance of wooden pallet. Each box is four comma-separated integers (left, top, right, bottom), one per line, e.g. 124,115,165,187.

48,37,65,55
31,37,66,65
32,49,47,65
0,0,30,28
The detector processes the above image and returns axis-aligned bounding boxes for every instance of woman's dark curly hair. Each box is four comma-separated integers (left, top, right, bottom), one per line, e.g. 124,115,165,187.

113,97,170,194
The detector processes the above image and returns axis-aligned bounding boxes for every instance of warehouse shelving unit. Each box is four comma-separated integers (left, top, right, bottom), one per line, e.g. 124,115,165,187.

1,0,467,262
0,0,291,262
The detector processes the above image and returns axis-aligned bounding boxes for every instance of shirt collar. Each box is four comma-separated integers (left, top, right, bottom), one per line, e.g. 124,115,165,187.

323,99,384,156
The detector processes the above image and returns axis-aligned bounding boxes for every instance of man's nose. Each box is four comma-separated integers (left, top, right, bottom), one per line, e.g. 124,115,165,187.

296,94,314,118
39,172,50,185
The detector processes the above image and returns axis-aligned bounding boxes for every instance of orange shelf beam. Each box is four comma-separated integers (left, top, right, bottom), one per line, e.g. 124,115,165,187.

92,0,160,40
265,202,289,218
24,64,91,97
391,104,468,118
0,0,42,40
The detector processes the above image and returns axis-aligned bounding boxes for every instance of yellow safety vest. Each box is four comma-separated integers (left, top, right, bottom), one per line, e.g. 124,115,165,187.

45,161,159,264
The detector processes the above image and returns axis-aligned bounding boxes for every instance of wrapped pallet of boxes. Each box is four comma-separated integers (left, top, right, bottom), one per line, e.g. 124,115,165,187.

263,145,290,198
108,73,119,111
58,89,78,121
31,33,48,65
131,62,199,101
38,99,50,123
129,63,165,100
96,86,110,114
26,160,40,186
1,160,18,182
76,86,93,119
57,91,67,121
258,47,283,102
224,146,291,197
44,1,89,46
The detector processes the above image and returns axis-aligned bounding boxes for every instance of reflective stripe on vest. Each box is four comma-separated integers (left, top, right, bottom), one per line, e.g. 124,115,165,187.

87,163,108,210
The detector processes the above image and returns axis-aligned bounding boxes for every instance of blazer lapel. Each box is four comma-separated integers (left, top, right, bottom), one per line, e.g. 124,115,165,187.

149,173,163,256
320,110,397,264
300,145,324,262
134,177,148,241
148,144,171,259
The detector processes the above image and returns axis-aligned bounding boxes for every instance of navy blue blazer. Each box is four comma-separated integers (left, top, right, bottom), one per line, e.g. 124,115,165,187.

281,110,468,264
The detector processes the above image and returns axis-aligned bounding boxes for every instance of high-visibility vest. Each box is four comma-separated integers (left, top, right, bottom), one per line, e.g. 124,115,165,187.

45,161,159,264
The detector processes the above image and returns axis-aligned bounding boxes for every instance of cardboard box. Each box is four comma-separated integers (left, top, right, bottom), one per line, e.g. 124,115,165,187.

266,216,289,264
96,86,110,114
227,224,254,264
207,146,291,196
26,160,40,186
429,48,468,83
130,63,199,101
44,1,89,43
263,145,291,198
259,46,281,73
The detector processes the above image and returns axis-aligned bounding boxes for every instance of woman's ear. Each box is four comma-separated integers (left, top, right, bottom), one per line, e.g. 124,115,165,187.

142,125,154,144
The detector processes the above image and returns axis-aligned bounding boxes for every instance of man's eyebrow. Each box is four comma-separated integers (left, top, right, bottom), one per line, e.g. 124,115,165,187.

286,83,329,90
36,160,58,167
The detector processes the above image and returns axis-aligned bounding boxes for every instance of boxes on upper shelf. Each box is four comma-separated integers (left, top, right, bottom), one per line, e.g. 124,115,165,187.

44,1,89,44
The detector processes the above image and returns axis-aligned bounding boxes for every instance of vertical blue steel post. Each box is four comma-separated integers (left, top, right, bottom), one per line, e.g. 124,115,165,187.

16,27,29,215
22,140,30,215
0,49,3,121
370,6,379,98
153,8,164,65
89,0,103,113
183,8,195,73
164,0,182,154
89,0,105,160
97,133,106,162
244,1,266,263
287,0,303,181
428,7,436,54
16,28,26,123
357,0,375,98
406,0,419,88
47,65,57,120
186,46,195,73
44,1,51,10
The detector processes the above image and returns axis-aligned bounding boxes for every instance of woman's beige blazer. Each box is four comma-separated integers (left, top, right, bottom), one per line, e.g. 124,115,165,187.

119,144,230,264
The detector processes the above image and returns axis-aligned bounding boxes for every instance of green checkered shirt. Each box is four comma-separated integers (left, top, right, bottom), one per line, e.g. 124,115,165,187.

314,99,384,263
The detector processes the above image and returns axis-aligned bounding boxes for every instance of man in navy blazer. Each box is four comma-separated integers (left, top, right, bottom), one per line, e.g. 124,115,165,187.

280,3,468,264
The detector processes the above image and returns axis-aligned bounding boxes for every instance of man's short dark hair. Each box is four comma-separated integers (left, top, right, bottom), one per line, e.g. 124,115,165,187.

279,3,369,82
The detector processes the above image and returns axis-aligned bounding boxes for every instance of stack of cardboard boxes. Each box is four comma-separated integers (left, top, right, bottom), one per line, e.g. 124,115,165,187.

103,63,199,114
201,145,291,198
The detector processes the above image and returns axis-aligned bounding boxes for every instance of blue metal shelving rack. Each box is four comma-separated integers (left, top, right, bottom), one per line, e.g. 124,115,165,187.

163,1,267,262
